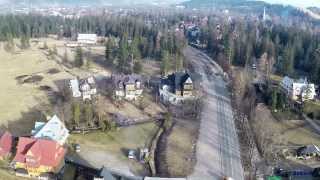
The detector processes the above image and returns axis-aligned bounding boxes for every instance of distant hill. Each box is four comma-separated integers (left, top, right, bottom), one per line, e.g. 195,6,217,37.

182,0,320,21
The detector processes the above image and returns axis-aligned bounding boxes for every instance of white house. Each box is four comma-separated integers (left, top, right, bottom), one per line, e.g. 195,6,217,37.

77,34,97,45
69,77,97,101
70,79,81,98
112,74,143,101
31,115,69,145
280,76,316,101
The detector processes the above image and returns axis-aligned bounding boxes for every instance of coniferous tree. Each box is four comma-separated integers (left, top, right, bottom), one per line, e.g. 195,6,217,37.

105,40,113,65
161,50,170,76
74,47,84,67
73,102,81,126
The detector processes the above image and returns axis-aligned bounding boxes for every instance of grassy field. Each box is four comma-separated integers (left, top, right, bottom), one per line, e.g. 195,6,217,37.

0,38,117,133
0,169,27,180
68,122,159,176
155,118,198,177
272,109,301,121
255,104,320,147
62,164,76,180
0,41,73,130
303,101,320,119
69,122,158,153
164,119,198,177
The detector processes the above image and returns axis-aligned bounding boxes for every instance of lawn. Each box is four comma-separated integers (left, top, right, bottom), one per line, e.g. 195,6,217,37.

255,104,320,147
272,109,301,121
0,38,116,135
164,119,198,177
0,168,27,180
303,101,320,119
0,40,73,131
155,118,199,177
68,123,159,176
62,164,76,180
69,122,158,152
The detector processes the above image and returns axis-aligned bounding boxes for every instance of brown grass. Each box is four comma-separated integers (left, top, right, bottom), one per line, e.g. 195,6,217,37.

160,119,198,177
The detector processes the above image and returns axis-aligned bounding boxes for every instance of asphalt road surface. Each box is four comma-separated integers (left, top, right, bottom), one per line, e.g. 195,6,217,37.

184,46,244,180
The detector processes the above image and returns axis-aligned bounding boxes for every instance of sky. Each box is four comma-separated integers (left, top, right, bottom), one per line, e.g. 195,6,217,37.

0,0,318,8
260,0,320,8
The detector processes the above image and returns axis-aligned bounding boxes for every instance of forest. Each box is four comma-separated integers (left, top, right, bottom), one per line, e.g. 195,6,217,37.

0,14,186,74
197,16,320,84
1,13,319,81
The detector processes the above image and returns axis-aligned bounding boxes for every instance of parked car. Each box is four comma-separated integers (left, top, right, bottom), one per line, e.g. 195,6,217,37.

274,167,289,177
74,144,81,153
128,150,136,159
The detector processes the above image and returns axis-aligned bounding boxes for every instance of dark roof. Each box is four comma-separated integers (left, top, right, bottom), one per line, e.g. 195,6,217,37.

79,76,97,89
112,74,143,90
167,72,192,91
297,145,320,156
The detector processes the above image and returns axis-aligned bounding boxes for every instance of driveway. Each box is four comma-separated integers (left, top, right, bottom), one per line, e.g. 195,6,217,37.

184,46,244,180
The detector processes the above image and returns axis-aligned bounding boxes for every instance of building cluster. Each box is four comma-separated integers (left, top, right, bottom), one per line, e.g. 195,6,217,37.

0,115,69,178
280,76,316,102
69,74,144,102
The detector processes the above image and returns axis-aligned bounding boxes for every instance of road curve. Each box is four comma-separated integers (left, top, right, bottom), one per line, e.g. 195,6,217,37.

184,46,244,180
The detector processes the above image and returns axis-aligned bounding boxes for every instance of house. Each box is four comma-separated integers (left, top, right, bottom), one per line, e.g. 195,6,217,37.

280,76,316,101
159,72,196,104
31,115,69,145
77,34,97,45
111,74,143,101
0,131,13,159
69,76,97,100
297,144,320,158
161,72,194,97
13,137,66,177
70,79,81,98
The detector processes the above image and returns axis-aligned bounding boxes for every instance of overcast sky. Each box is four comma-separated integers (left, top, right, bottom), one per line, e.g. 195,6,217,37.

260,0,320,8
0,0,318,8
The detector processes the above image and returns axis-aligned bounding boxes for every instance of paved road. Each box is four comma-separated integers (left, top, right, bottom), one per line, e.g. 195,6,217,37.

184,47,244,180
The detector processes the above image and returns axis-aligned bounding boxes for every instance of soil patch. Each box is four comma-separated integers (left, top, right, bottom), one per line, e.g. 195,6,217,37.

22,75,44,84
47,68,60,74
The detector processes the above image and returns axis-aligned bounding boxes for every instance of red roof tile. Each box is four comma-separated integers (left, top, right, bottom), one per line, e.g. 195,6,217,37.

13,137,66,168
0,131,13,157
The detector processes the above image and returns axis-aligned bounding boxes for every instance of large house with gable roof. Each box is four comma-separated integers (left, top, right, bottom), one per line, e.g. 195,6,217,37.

111,74,144,101
159,72,197,104
31,115,69,145
12,137,66,177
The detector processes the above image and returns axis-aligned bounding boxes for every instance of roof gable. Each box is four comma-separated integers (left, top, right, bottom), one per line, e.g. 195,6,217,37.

14,137,66,168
